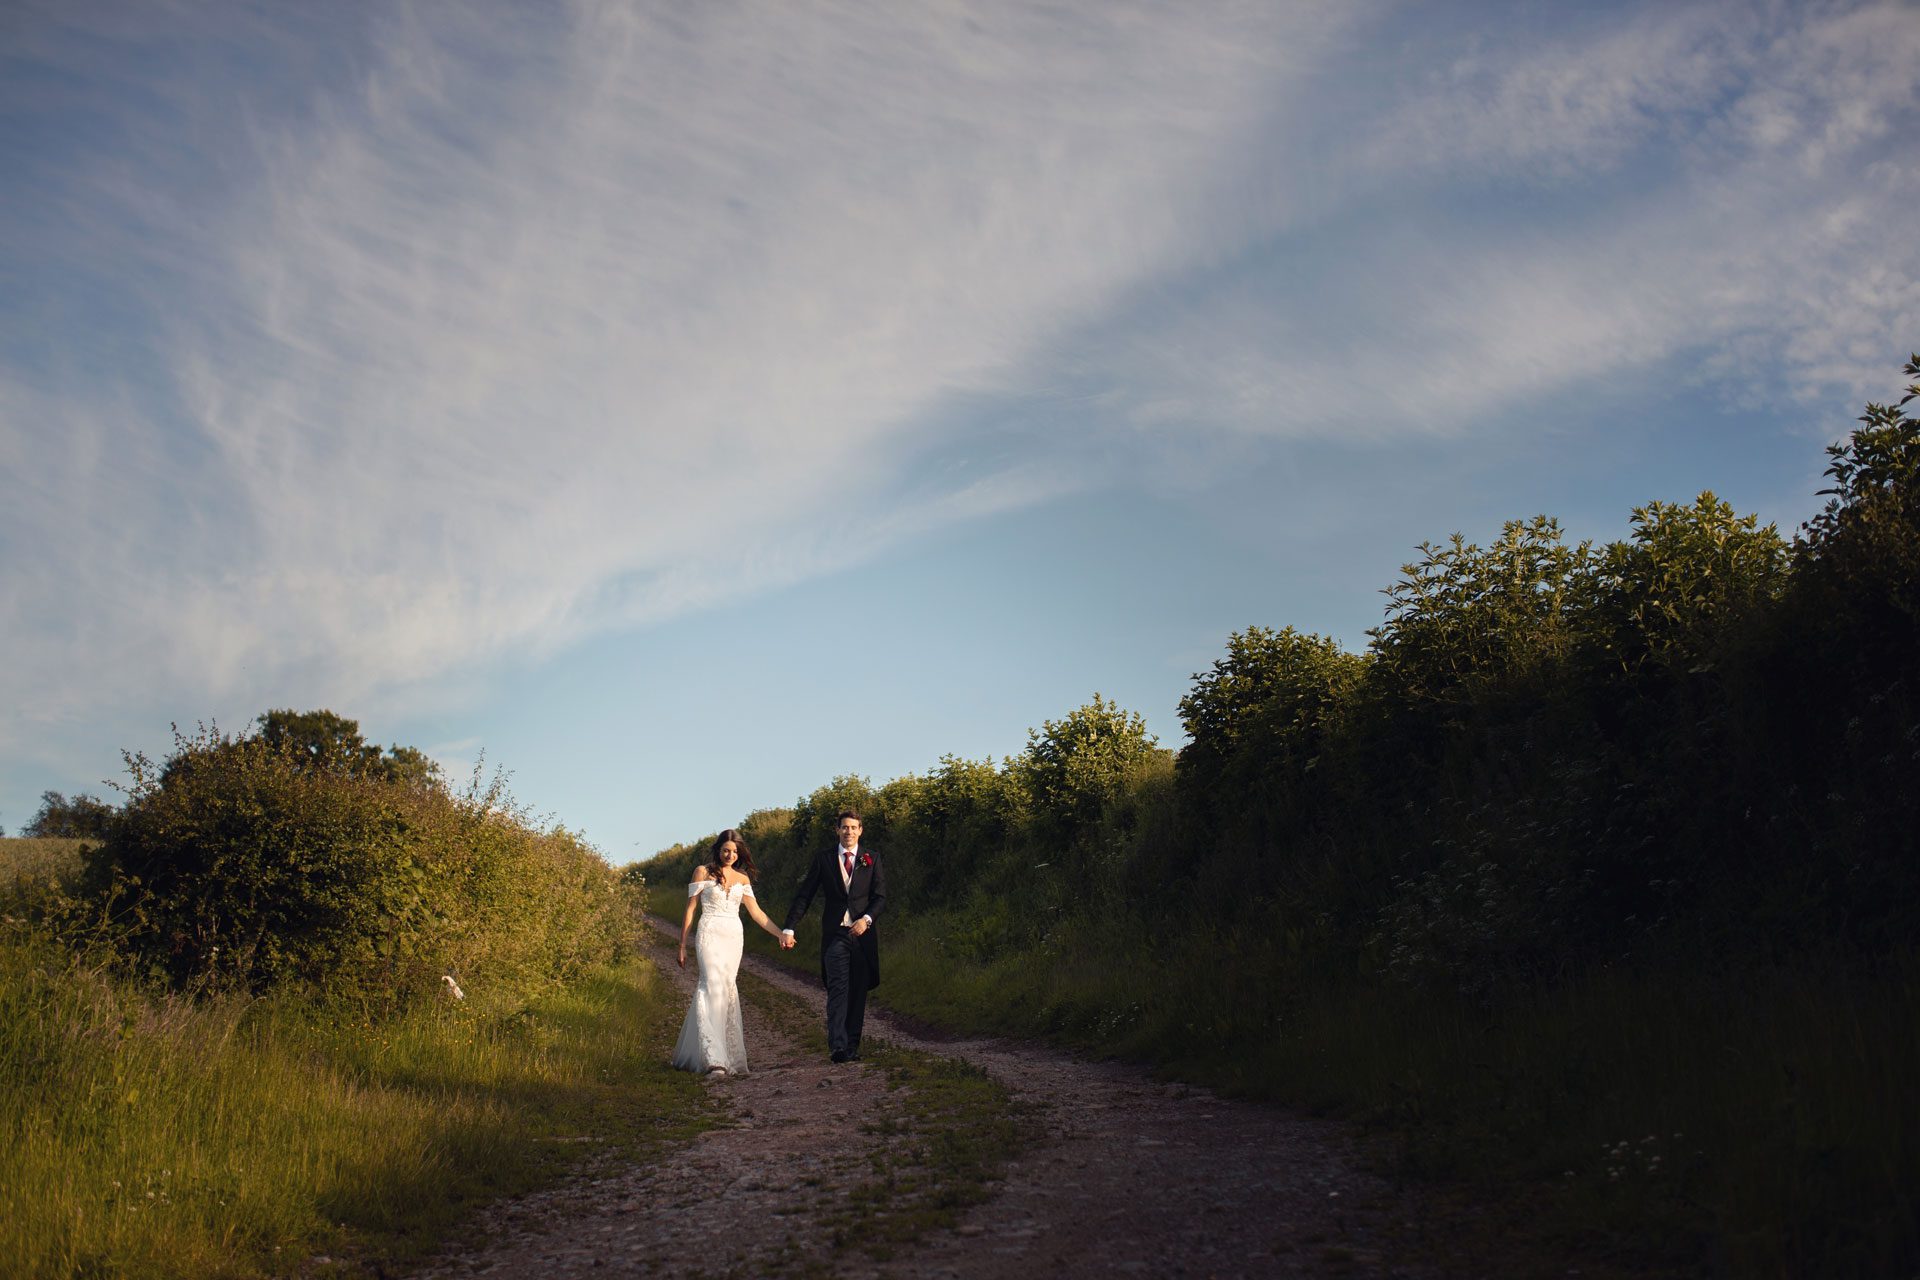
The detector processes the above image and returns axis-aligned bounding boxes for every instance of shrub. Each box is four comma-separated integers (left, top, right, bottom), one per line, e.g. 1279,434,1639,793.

1796,354,1920,684
788,775,880,859
74,725,631,1006
1177,626,1366,829
79,728,415,993
1014,695,1161,844
1590,492,1790,678
1368,516,1597,712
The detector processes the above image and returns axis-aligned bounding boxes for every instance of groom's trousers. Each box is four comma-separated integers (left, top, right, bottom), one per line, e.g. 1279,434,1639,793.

822,926,869,1057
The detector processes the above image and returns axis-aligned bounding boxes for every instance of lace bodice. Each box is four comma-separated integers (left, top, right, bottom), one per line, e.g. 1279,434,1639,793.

687,878,753,920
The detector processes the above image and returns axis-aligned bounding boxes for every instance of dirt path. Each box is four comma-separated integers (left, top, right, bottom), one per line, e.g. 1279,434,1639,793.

409,925,1438,1278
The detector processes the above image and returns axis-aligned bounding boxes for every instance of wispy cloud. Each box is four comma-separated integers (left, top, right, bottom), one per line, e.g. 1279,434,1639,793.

1,0,1362,742
1059,1,1920,443
3,0,1915,775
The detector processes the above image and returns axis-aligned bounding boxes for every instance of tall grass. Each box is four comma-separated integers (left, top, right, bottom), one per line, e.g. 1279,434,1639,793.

0,838,89,912
841,906,1920,1276
0,924,706,1278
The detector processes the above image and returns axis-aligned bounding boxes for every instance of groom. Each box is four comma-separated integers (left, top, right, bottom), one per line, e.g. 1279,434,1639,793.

781,808,885,1063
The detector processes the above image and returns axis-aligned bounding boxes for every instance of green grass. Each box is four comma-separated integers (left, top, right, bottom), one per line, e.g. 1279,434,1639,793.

761,901,1917,1278
0,837,90,912
0,924,714,1278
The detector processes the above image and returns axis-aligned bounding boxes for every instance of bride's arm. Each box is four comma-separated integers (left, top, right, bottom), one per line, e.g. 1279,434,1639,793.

741,891,783,940
679,868,711,968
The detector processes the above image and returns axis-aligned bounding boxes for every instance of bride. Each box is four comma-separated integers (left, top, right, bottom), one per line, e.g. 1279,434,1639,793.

671,829,784,1075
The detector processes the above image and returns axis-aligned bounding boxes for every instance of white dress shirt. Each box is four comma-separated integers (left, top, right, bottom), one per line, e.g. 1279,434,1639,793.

781,845,873,937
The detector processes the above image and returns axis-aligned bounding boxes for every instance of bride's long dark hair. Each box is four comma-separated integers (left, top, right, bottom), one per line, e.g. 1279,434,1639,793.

704,829,758,883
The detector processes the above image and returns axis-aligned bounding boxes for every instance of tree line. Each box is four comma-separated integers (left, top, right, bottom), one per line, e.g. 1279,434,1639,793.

650,355,1920,991
635,353,1920,1275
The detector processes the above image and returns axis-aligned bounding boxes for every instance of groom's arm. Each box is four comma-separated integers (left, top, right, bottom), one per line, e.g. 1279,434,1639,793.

864,854,887,924
781,853,823,935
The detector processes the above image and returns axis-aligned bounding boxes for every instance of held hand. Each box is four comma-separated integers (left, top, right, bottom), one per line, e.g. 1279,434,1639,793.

849,918,869,937
779,933,796,950
677,947,687,969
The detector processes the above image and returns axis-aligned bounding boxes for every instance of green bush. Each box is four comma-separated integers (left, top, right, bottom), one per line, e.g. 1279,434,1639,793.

1013,694,1163,853
1367,515,1596,712
73,725,632,1006
0,839,91,917
1799,354,1920,648
1590,493,1790,678
19,791,116,840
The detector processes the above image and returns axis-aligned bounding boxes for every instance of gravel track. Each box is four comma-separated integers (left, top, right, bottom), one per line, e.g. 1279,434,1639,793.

408,923,1438,1278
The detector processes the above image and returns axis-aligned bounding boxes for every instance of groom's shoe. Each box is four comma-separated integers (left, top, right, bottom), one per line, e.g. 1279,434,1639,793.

830,1050,849,1064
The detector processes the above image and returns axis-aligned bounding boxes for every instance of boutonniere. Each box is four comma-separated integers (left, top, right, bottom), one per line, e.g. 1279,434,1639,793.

859,852,872,869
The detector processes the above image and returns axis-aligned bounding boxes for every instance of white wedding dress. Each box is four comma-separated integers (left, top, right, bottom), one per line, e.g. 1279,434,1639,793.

670,879,751,1074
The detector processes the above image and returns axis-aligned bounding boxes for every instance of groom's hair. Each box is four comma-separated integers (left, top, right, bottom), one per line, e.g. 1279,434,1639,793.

834,808,863,825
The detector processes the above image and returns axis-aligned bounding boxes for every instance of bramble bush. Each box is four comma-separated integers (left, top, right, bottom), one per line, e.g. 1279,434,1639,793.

71,720,632,1007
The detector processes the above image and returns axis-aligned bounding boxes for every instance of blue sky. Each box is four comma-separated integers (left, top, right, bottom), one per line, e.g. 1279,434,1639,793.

4,0,1917,861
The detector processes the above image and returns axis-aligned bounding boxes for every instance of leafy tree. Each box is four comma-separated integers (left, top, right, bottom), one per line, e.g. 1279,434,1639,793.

1368,516,1596,710
1797,353,1920,672
917,755,1024,848
1016,695,1160,836
790,775,880,855
902,754,1028,899
21,790,116,839
254,709,441,788
1177,626,1366,819
375,744,441,789
1591,492,1790,676
255,709,371,771
738,807,796,855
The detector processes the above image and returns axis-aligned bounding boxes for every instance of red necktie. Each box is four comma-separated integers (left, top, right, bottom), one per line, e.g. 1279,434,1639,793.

842,850,854,879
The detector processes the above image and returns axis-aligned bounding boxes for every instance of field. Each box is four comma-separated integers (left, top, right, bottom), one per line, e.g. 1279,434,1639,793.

0,837,90,909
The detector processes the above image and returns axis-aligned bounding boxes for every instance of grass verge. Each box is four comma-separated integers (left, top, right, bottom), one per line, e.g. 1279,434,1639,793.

0,923,714,1278
864,906,1920,1277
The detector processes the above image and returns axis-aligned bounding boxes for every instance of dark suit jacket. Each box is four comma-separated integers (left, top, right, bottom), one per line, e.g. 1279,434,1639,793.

782,845,886,989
